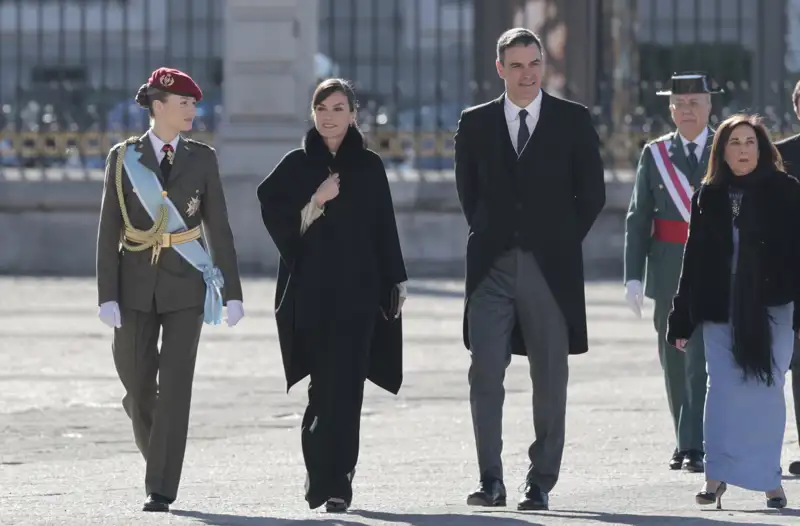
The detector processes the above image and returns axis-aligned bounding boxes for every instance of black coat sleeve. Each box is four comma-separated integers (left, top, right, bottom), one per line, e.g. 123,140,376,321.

454,109,478,227
787,176,800,332
372,154,408,286
256,152,312,270
776,137,800,179
571,106,606,240
667,189,701,343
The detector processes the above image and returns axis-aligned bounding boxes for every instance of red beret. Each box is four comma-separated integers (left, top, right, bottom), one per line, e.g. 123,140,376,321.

147,67,202,102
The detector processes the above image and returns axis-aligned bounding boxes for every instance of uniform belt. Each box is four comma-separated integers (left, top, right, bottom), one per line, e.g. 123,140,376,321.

123,225,202,264
652,218,688,244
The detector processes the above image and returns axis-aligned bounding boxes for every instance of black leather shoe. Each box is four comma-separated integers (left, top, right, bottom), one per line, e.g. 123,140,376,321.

670,449,687,470
518,481,548,511
466,478,506,507
142,493,170,512
788,460,800,475
683,450,704,473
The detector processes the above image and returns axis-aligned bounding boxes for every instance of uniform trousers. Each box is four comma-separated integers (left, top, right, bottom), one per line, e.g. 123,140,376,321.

654,297,706,453
112,302,204,502
467,248,570,492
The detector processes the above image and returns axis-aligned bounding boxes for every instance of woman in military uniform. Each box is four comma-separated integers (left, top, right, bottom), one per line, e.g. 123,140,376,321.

95,67,244,512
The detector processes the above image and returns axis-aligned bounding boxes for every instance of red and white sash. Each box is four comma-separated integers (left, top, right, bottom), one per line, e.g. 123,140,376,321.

649,139,692,222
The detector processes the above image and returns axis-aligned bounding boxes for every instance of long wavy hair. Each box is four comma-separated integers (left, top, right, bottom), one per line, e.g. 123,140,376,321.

702,113,783,186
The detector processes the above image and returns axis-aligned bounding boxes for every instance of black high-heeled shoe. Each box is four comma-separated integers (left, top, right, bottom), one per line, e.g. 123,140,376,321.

766,487,787,509
325,497,348,513
324,469,356,513
696,481,727,510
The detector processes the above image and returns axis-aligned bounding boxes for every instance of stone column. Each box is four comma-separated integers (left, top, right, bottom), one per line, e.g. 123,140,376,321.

217,0,318,273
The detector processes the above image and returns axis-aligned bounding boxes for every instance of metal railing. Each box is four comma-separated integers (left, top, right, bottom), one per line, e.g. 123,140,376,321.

1,0,799,182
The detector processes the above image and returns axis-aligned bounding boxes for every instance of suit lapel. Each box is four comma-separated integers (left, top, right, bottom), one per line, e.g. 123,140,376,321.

168,136,192,184
494,94,517,170
518,90,552,164
136,133,163,183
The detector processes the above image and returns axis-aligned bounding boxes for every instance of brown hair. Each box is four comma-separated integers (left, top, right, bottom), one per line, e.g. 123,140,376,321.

311,78,358,114
135,83,171,117
702,113,784,186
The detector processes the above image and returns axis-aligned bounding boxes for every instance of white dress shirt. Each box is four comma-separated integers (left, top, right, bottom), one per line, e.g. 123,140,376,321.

504,90,543,154
678,126,708,164
147,129,180,163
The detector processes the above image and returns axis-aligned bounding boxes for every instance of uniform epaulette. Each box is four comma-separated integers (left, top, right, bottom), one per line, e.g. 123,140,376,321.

111,136,140,153
184,137,214,150
648,133,673,146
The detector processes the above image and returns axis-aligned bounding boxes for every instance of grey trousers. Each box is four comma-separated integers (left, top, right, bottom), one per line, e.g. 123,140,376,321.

467,249,569,492
112,304,204,502
792,340,800,448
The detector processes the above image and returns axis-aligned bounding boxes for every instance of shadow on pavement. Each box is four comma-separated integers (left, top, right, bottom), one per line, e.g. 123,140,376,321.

351,509,542,525
737,508,800,518
501,509,789,525
172,509,365,525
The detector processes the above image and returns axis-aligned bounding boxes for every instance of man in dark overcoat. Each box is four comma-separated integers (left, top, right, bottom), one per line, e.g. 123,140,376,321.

454,27,605,511
774,78,800,477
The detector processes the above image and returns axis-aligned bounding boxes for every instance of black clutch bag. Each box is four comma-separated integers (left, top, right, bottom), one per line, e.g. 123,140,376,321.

380,283,401,320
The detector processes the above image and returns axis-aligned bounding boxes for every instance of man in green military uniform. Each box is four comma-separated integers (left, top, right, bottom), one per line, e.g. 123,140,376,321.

624,72,722,473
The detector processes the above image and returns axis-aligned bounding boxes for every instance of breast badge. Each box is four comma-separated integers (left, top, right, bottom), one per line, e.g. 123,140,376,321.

186,196,201,217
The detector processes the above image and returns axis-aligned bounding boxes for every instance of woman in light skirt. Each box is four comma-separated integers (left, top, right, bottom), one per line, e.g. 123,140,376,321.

667,113,800,509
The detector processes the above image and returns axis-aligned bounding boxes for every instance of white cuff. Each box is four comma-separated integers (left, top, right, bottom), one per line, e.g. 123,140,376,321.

300,198,325,235
397,280,408,299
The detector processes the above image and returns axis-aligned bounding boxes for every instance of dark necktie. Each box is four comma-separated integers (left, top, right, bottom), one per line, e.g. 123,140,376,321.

161,143,174,182
687,142,698,171
517,109,529,155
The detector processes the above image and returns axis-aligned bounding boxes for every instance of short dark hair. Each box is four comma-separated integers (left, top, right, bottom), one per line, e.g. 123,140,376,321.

703,113,783,186
311,78,358,114
496,28,543,64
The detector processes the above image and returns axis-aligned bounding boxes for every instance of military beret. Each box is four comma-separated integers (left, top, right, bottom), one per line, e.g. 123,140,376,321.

147,67,203,101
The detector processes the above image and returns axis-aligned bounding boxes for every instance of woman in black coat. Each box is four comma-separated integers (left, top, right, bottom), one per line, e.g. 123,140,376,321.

256,78,408,513
667,113,800,509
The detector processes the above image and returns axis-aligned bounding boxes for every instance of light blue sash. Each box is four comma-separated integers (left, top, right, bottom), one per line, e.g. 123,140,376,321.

122,147,224,325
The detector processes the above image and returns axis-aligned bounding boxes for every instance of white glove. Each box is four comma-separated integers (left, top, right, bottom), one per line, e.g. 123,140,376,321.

98,301,121,329
226,300,244,327
624,280,644,318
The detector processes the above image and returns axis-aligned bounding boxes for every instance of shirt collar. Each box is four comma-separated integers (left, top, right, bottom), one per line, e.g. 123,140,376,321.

679,126,709,151
504,90,542,122
148,129,180,153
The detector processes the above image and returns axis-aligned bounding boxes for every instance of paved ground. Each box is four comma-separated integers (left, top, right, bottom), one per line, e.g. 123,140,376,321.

1,277,799,525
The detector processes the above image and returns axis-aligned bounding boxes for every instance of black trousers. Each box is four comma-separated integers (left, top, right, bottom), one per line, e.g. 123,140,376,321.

792,340,800,448
298,315,372,509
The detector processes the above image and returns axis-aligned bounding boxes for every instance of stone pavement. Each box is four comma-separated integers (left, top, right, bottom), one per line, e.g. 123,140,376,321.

1,277,799,525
